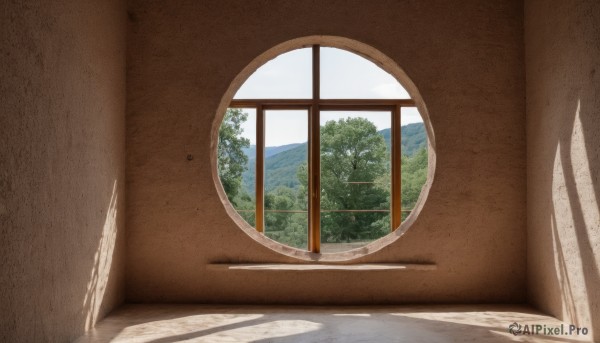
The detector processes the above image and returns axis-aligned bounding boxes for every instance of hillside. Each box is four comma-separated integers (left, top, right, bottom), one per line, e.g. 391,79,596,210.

242,144,307,192
378,122,428,156
241,122,426,194
242,143,302,159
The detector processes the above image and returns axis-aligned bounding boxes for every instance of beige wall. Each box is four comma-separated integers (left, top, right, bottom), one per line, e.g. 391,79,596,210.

126,0,526,304
0,0,126,341
0,1,530,339
526,0,600,340
5,0,600,339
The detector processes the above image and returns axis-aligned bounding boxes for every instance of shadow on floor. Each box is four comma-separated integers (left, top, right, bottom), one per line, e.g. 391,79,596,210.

76,304,592,343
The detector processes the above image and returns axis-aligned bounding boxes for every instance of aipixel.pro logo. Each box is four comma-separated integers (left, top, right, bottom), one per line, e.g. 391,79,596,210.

508,322,588,336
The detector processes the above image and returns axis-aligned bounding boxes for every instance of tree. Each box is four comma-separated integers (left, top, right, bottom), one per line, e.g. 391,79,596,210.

401,146,428,216
218,108,250,204
264,186,308,249
318,117,390,242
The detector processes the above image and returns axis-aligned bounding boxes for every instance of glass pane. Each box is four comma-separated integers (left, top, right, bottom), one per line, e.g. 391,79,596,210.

265,212,308,250
234,48,312,99
320,111,392,253
400,107,427,222
320,47,410,99
218,108,256,227
264,110,309,250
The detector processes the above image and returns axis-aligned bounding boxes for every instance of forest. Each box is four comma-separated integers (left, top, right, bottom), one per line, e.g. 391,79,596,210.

218,108,428,250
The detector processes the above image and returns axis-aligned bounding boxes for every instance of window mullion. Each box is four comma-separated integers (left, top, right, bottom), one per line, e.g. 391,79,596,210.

255,104,265,233
391,104,402,230
308,45,321,253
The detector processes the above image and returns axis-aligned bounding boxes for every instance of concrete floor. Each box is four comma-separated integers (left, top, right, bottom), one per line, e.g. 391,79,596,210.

75,305,591,343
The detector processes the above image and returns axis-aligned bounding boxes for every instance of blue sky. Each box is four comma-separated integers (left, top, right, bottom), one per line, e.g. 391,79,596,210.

233,47,423,146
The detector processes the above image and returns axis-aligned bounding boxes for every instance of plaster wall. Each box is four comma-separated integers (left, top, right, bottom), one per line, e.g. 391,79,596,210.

526,0,600,340
0,0,127,341
126,0,526,303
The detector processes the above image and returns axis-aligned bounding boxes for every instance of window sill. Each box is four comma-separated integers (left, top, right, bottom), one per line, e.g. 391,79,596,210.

207,263,436,271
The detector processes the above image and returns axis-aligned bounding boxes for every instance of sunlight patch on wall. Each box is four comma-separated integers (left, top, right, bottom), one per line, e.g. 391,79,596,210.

570,101,600,262
551,211,578,322
83,180,118,330
552,142,592,328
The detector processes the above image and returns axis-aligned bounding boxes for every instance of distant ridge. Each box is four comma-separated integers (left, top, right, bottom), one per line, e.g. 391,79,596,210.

242,143,302,159
241,122,426,194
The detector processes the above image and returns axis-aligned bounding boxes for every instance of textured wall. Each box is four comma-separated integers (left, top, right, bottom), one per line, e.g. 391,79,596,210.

0,0,126,341
526,0,600,340
126,0,526,303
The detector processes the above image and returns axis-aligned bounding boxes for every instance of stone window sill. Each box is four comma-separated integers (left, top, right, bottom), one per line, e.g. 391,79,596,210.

207,263,436,271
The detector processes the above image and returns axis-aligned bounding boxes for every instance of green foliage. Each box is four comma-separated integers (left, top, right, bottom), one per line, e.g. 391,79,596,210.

218,112,429,250
318,117,390,243
264,187,308,249
402,147,428,210
379,123,428,156
242,123,426,195
231,190,255,226
243,143,302,159
401,123,428,156
264,145,308,190
218,108,250,205
242,144,308,193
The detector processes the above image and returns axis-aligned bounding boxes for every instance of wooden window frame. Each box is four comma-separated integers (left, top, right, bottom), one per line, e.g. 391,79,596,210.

229,44,415,253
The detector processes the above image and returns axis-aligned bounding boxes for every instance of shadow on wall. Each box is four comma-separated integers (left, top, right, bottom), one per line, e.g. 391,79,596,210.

550,97,600,340
81,180,121,330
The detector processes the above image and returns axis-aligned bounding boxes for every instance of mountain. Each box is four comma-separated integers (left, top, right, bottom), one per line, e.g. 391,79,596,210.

241,122,426,194
242,143,302,159
242,144,307,193
378,122,428,157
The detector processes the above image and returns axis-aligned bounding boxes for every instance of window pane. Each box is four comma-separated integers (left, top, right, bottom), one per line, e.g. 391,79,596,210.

233,48,312,99
320,47,410,99
264,110,309,250
400,107,427,222
320,111,391,253
218,108,256,227
264,212,308,250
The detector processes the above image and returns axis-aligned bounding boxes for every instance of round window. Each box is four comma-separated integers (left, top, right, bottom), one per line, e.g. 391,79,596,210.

215,38,432,256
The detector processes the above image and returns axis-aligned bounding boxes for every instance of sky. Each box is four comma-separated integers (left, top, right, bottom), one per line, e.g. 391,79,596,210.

233,47,424,146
